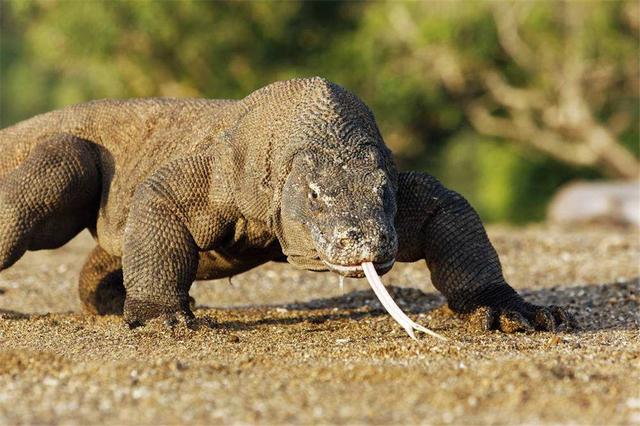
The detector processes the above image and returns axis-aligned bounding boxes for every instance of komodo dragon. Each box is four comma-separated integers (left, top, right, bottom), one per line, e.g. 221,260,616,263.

0,77,571,333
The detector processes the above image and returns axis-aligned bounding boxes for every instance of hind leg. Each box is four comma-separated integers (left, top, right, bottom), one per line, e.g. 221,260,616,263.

0,134,100,270
79,245,125,315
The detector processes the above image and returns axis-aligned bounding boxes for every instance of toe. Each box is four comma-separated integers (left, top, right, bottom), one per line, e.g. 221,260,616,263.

164,310,197,330
499,310,534,333
534,307,557,331
124,309,147,328
126,318,144,329
465,306,497,332
550,305,576,330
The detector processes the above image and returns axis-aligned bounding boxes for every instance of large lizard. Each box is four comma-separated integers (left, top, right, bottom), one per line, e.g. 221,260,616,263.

0,77,571,332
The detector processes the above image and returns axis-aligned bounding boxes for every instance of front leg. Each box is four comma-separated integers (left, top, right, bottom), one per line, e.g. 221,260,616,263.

395,171,572,332
122,183,199,327
122,155,234,327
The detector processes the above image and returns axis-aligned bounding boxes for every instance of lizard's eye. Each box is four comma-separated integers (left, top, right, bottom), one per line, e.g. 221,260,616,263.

308,187,323,213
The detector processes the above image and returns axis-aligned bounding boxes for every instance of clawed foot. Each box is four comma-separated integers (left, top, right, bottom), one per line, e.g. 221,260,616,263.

462,302,575,333
162,310,198,330
123,298,197,330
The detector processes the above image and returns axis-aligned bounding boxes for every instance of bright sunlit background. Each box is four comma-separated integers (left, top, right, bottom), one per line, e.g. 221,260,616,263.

1,1,638,223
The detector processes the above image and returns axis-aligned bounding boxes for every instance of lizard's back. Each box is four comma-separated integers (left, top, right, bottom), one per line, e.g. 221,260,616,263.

0,97,233,171
0,97,236,253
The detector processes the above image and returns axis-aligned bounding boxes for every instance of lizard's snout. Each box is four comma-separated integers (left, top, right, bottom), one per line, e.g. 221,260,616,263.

327,223,397,267
335,229,387,254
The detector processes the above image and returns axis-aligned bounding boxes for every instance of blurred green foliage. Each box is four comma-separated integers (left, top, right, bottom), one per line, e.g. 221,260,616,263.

1,1,637,223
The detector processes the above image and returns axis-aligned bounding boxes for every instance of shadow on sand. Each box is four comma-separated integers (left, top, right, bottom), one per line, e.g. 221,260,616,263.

1,278,637,333
206,277,639,333
0,309,30,320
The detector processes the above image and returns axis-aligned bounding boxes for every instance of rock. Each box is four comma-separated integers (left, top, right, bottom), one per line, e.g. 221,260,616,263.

548,180,640,227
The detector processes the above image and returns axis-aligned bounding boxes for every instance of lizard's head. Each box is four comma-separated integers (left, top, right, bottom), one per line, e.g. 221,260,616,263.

280,146,398,278
241,77,398,277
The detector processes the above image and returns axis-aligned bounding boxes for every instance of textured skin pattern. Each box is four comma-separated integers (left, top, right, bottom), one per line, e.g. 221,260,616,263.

0,77,570,332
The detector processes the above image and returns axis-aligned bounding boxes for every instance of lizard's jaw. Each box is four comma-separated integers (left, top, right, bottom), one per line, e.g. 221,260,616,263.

324,258,395,278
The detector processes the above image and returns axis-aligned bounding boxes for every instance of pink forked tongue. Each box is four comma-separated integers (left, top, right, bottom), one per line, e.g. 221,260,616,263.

361,262,447,341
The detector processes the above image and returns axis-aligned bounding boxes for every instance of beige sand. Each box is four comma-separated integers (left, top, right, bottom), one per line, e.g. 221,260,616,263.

0,224,638,425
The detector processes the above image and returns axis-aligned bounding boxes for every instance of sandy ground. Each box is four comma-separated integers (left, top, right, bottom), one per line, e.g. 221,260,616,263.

0,224,638,425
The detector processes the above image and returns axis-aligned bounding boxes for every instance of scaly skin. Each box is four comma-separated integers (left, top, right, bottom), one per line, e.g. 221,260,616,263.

0,77,571,332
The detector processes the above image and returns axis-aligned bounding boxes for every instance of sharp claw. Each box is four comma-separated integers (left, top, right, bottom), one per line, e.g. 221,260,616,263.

164,314,178,328
183,314,198,330
164,311,198,330
124,309,145,329
127,319,144,329
499,310,534,333
550,305,576,330
567,313,579,330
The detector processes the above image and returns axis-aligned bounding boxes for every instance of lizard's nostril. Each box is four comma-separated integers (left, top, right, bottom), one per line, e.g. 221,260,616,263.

336,230,363,250
338,238,351,248
379,234,387,243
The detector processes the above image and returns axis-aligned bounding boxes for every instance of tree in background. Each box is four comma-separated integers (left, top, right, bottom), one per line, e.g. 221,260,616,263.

1,1,637,222
471,2,638,179
323,1,638,220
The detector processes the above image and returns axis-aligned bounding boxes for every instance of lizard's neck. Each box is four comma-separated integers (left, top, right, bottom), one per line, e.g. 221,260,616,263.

212,102,283,232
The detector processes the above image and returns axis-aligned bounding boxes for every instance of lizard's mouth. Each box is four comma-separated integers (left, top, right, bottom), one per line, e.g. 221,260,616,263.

324,258,395,278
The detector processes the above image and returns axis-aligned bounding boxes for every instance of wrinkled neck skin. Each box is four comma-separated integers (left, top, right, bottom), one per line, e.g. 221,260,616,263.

219,77,399,277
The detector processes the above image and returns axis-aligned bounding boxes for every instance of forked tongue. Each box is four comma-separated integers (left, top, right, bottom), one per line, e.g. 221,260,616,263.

361,262,447,342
